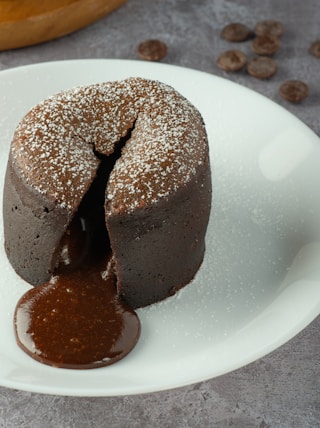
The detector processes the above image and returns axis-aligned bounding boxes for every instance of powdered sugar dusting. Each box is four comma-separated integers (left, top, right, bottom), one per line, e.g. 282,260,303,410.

10,78,208,213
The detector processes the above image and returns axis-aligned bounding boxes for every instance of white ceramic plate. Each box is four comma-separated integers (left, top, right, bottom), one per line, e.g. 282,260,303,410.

0,59,319,397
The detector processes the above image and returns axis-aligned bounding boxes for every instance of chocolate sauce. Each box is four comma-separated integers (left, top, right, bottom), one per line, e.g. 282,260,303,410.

14,155,141,369
15,266,141,368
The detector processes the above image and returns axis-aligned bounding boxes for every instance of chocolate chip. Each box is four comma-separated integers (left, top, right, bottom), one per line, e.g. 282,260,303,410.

252,35,280,55
137,39,168,61
254,20,284,38
279,80,309,103
221,23,252,42
309,40,320,58
247,56,278,79
216,50,247,71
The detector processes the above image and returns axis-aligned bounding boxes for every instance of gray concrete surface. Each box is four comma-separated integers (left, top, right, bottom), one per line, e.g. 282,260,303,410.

0,0,319,426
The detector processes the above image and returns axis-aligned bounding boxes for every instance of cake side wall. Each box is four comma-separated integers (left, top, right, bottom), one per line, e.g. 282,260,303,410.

3,160,71,286
106,156,212,309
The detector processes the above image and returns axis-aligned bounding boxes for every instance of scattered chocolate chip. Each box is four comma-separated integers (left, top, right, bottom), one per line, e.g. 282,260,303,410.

137,39,168,61
279,80,309,103
252,35,280,55
254,20,284,38
217,50,247,71
247,56,278,79
221,23,252,42
309,40,320,58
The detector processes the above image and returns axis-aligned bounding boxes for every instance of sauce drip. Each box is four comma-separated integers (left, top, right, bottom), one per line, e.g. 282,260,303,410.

14,216,140,369
14,154,141,369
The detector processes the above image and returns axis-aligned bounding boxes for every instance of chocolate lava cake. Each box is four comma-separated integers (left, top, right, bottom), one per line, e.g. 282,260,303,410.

3,77,212,308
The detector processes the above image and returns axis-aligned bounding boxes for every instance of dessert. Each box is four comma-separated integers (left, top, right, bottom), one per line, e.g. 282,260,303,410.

4,77,211,308
3,77,211,368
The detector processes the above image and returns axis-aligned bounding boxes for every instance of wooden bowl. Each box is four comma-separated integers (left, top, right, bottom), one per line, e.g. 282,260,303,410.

0,0,127,50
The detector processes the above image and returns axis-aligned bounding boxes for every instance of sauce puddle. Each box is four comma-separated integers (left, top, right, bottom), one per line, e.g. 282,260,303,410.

14,215,141,369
